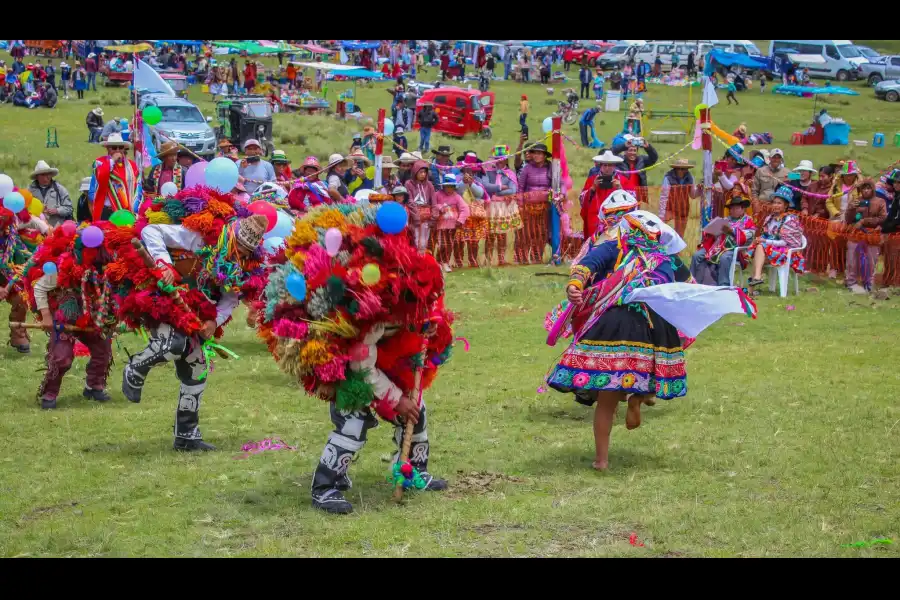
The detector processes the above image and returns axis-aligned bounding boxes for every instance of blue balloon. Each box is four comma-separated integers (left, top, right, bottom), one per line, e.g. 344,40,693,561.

42,262,57,275
285,272,307,302
383,118,395,137
204,156,240,193
265,210,294,240
2,191,26,214
375,201,408,235
263,236,285,254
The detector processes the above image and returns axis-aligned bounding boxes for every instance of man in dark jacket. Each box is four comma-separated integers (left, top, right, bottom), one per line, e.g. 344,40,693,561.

611,136,659,189
86,107,104,143
85,53,98,91
579,66,591,99
417,103,438,152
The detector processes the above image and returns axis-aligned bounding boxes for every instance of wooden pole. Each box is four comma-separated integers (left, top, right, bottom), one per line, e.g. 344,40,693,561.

10,322,94,332
550,115,563,258
392,337,429,503
374,107,385,188
699,99,713,232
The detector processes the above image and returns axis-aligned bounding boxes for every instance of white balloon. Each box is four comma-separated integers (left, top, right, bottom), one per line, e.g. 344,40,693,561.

160,182,179,198
383,118,395,136
0,174,14,198
354,188,374,202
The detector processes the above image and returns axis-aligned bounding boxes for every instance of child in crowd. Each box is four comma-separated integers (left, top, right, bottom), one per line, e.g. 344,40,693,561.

433,173,469,273
726,74,739,105
393,126,408,158
593,70,604,101
759,74,766,93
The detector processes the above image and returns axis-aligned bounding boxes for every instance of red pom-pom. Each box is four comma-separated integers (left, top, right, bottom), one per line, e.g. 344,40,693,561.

400,463,413,477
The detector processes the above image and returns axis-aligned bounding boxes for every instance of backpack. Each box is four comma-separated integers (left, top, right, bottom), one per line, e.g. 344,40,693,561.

76,192,91,222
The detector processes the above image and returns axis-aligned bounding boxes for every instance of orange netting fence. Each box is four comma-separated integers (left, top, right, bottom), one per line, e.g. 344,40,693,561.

420,185,900,286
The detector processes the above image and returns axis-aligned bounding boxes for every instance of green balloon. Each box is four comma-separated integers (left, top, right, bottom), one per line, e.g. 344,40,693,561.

142,106,163,126
109,209,136,227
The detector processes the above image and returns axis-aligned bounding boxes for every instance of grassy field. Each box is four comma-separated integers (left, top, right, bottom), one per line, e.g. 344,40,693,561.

1,43,899,557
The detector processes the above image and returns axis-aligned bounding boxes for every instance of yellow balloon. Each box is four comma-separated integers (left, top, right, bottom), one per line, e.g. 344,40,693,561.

361,264,381,286
28,198,43,217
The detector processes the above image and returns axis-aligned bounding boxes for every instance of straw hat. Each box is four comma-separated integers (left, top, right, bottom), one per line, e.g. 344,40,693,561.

30,160,59,179
398,152,417,164
346,149,371,164
391,185,409,196
157,141,179,159
592,150,623,164
101,133,131,148
327,153,349,169
92,107,104,116
380,159,399,170
793,160,816,173
669,158,695,169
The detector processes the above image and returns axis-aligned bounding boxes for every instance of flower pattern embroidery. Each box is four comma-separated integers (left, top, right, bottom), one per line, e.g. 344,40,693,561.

572,372,591,388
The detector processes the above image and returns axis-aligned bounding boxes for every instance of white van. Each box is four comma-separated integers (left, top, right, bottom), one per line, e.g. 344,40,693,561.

597,40,647,68
769,40,868,81
635,41,707,70
708,40,763,56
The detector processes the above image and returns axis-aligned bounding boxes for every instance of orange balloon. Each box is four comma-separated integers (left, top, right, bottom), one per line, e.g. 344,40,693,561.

19,189,33,203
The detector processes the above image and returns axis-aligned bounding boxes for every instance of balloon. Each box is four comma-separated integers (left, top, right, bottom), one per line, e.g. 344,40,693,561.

383,117,395,137
263,236,284,254
142,105,163,126
361,263,381,286
109,209,136,227
184,161,208,189
2,191,25,213
19,189,33,204
285,272,307,302
204,156,240,193
159,181,179,198
0,174,13,198
247,200,277,232
265,210,294,239
375,201,408,235
348,342,369,362
542,116,554,134
42,262,57,275
81,225,104,248
60,220,77,236
324,227,343,257
28,198,43,217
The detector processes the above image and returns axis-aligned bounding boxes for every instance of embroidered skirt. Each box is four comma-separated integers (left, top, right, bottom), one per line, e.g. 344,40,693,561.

487,198,523,234
763,245,805,274
456,203,488,242
546,305,686,401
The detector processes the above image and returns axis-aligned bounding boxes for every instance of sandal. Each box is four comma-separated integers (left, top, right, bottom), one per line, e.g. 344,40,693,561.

747,277,764,287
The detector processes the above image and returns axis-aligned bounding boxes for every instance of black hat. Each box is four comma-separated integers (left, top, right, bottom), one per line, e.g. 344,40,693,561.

528,143,550,155
431,145,453,157
725,194,751,208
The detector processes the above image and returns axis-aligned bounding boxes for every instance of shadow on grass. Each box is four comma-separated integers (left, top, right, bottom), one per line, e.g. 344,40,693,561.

520,443,670,477
526,402,675,425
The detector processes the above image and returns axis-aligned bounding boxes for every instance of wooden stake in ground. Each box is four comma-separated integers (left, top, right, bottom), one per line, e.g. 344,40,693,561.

392,338,429,503
9,322,94,333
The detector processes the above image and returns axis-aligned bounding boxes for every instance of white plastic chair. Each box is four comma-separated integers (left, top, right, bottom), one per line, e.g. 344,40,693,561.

766,235,807,297
728,246,751,287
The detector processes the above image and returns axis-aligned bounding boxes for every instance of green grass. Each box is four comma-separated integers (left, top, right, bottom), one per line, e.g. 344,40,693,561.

1,44,900,557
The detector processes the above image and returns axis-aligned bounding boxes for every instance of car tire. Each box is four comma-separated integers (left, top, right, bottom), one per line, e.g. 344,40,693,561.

868,74,883,86
886,91,899,103
836,69,849,82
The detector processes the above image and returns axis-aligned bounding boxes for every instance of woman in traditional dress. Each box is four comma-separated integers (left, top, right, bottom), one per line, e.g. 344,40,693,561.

454,154,488,268
516,143,553,264
479,145,521,266
746,185,806,288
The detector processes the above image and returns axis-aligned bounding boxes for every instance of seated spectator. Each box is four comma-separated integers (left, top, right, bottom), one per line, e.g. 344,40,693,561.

747,185,806,288
690,194,756,286
100,116,124,142
844,178,886,293
86,107,104,143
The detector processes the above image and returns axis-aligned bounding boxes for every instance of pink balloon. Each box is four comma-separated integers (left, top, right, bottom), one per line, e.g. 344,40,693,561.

247,201,277,232
184,161,208,189
349,342,369,362
60,221,77,236
324,227,342,257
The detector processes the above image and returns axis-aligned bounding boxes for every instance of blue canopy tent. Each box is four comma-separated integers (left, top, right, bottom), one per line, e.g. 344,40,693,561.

154,40,203,47
703,49,768,76
520,40,575,47
772,84,859,97
340,41,381,50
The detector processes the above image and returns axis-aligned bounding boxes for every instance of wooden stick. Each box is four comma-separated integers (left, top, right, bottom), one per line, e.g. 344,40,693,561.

130,238,230,359
393,338,429,503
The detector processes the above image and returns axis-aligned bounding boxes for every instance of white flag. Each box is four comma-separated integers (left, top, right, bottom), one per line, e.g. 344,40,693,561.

702,77,719,108
133,57,175,96
339,48,349,65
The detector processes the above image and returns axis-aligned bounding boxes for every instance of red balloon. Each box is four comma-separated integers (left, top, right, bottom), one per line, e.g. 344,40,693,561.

247,201,277,233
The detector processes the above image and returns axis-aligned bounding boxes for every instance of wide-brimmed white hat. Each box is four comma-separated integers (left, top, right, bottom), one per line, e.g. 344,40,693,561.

593,150,624,165
79,177,92,192
92,107,104,116
793,160,816,173
327,153,349,168
30,160,59,179
770,147,784,159
101,133,131,148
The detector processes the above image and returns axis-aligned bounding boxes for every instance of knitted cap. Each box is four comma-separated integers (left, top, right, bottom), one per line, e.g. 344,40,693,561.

236,214,268,251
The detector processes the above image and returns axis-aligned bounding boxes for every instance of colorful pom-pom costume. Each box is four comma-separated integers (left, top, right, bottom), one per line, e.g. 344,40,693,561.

257,202,455,514
121,186,267,450
0,207,48,353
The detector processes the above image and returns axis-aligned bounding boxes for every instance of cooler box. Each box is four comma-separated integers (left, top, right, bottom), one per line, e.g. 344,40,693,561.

823,122,850,145
605,91,621,112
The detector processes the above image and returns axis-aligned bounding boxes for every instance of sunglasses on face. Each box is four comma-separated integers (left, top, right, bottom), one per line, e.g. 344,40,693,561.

108,146,126,151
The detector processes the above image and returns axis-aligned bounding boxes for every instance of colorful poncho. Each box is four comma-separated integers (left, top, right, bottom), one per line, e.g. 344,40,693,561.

257,202,454,411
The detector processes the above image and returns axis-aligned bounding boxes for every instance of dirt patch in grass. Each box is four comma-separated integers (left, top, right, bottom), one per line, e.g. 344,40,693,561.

21,501,79,521
446,470,525,498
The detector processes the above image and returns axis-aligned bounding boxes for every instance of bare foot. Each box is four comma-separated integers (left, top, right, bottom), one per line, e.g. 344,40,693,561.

640,395,656,407
592,460,609,471
625,396,642,430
